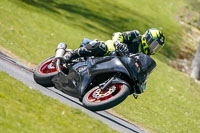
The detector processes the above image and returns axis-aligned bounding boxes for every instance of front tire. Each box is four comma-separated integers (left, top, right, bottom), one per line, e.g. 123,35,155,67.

33,56,58,87
82,83,130,111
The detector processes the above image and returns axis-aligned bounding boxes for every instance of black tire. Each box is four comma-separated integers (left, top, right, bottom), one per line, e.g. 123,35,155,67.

82,83,130,111
33,56,58,87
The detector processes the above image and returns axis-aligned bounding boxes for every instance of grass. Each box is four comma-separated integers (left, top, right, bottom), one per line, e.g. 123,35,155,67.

0,0,184,65
0,0,200,133
0,72,118,133
185,0,200,13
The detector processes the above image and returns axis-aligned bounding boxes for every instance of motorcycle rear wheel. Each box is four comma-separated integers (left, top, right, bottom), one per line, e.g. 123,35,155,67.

82,83,130,111
33,56,58,87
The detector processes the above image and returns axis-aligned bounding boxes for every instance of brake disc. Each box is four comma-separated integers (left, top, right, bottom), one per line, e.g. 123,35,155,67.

92,86,116,99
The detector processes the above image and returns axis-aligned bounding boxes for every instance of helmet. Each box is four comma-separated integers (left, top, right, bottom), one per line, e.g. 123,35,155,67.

141,28,165,55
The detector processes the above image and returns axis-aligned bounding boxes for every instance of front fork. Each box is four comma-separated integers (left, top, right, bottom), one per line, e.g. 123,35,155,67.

98,73,121,91
98,73,139,99
99,76,115,91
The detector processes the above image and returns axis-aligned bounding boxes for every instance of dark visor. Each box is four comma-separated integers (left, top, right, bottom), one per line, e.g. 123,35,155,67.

145,32,162,54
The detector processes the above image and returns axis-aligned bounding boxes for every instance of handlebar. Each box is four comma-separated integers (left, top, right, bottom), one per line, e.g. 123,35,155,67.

114,49,129,56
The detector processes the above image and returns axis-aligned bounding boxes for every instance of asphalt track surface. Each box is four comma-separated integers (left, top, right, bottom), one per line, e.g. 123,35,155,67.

0,52,147,133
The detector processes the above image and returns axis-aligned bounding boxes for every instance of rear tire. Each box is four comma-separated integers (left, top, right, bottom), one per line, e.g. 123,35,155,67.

33,56,58,87
82,83,130,111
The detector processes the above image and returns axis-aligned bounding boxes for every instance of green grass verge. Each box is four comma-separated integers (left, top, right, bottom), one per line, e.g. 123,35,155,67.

0,0,184,64
0,72,118,133
112,59,200,133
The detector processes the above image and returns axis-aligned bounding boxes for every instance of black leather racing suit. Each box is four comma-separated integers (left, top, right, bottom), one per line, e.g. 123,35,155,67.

70,30,141,59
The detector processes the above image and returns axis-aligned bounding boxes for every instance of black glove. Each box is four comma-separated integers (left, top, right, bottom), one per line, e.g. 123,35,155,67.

52,54,67,65
63,51,74,63
53,51,73,64
114,41,129,52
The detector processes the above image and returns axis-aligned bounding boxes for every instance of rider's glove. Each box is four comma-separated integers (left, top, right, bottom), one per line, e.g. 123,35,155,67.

114,41,129,53
63,51,74,63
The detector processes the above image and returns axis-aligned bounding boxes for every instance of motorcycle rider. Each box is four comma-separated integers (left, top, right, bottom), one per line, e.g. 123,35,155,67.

53,28,165,94
58,28,165,62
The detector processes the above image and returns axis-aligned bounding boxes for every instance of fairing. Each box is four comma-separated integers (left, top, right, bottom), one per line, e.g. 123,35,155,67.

120,53,156,83
52,54,156,97
53,56,131,97
87,56,130,77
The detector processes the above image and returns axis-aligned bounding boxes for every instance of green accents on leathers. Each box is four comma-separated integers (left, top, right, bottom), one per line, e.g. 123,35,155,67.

106,29,164,56
125,32,130,41
104,40,115,55
138,43,144,54
112,32,123,43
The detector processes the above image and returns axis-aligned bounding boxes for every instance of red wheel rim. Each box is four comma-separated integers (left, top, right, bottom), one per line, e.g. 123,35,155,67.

39,59,57,74
87,84,123,103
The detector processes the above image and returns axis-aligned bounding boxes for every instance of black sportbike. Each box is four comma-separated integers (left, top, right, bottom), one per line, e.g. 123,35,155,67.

33,43,156,111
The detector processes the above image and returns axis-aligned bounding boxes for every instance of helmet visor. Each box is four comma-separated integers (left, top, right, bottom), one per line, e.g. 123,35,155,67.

145,31,162,54
149,40,162,54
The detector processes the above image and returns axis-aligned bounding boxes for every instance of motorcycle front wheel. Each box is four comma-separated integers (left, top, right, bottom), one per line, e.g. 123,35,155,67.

33,56,59,87
82,83,130,111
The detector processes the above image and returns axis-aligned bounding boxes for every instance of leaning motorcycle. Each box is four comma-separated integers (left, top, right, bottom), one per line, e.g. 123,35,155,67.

33,43,156,111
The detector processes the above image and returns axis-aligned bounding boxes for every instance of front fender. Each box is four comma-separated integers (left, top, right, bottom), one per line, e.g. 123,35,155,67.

111,78,131,94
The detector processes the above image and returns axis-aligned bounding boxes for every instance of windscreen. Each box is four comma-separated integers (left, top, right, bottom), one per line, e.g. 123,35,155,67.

137,53,156,74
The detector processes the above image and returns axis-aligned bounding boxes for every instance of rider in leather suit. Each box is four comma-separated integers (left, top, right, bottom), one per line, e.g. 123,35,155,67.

62,28,165,62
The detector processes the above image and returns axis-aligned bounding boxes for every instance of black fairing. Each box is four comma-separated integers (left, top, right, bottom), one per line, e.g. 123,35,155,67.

137,53,156,74
120,53,156,84
52,53,156,98
52,61,91,98
81,56,130,95
136,53,156,83
53,56,130,98
87,56,130,77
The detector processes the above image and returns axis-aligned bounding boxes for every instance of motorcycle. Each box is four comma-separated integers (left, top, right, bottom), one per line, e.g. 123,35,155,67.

33,43,156,111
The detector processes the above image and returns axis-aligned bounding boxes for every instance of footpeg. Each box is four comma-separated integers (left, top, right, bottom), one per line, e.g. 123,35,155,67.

133,94,138,99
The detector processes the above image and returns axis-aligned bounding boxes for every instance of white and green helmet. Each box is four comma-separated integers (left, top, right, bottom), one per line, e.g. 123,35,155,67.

141,28,165,55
